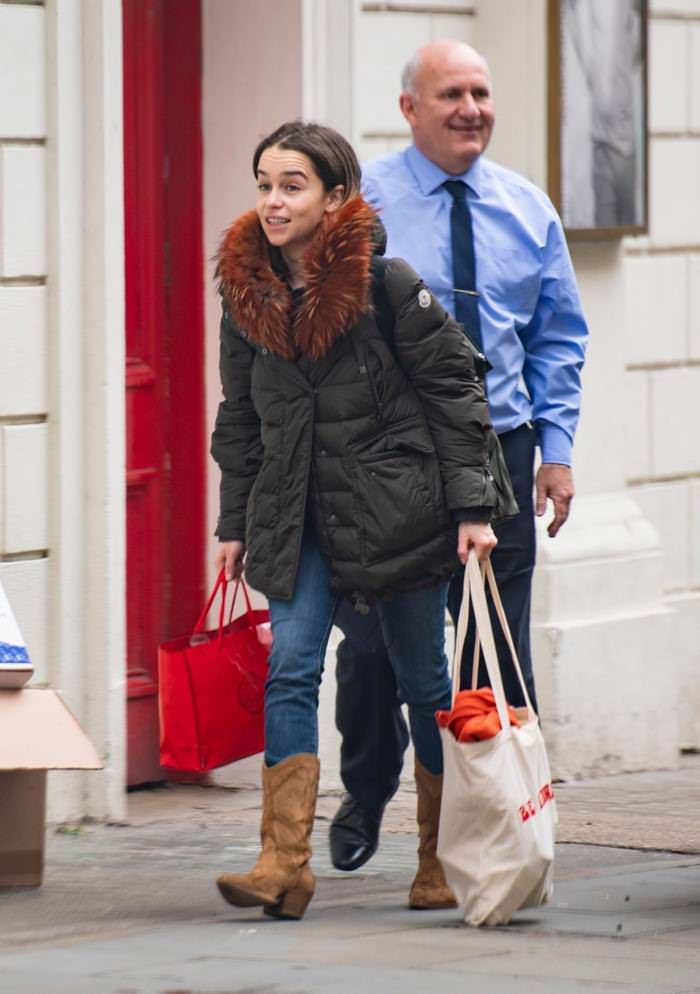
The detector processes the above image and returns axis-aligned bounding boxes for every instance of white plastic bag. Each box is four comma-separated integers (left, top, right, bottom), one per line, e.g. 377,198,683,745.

0,580,33,688
437,554,557,926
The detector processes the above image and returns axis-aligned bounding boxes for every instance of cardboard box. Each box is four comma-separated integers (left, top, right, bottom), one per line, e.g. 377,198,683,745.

0,771,46,886
0,688,103,887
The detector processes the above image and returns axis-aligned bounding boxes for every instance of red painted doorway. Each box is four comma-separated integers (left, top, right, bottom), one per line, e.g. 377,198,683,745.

123,0,206,785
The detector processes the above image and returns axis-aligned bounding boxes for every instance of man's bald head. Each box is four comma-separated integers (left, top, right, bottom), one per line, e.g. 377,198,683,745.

401,41,490,98
399,40,495,174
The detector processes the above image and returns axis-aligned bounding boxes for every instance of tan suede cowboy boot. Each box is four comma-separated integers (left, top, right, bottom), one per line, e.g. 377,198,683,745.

217,752,320,920
408,758,458,910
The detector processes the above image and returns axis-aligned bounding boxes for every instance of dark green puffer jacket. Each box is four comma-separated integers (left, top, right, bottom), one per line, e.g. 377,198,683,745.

211,196,517,604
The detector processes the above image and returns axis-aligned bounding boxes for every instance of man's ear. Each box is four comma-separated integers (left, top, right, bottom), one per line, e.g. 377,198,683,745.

399,91,417,127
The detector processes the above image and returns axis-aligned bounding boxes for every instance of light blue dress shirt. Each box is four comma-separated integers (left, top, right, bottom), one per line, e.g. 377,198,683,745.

362,145,588,465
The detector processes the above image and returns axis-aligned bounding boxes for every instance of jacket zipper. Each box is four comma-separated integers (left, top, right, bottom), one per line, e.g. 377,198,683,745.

282,385,316,595
364,341,384,423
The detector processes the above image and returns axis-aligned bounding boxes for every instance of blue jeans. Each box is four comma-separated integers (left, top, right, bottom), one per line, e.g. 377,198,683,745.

265,527,451,774
333,422,538,808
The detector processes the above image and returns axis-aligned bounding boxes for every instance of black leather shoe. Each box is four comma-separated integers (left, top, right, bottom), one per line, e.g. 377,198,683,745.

329,793,383,871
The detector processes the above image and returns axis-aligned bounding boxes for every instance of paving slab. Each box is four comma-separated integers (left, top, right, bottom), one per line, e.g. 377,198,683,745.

3,894,700,994
553,757,700,853
2,759,700,993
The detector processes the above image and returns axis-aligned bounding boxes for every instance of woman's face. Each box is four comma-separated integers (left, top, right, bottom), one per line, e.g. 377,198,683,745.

256,146,343,257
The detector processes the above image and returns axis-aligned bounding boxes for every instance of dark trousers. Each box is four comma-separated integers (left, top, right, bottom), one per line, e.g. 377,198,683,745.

334,423,537,812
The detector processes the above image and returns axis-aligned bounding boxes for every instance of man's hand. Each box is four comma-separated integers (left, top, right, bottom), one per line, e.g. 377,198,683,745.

535,464,574,538
457,522,498,563
214,540,246,581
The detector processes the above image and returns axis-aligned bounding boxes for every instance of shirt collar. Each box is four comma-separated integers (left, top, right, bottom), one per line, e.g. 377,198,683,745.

405,144,485,198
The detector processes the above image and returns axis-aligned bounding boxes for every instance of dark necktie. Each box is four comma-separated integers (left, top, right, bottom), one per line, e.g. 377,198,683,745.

443,179,482,350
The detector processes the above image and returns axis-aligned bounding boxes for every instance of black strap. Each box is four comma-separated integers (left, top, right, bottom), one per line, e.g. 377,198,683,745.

369,257,396,354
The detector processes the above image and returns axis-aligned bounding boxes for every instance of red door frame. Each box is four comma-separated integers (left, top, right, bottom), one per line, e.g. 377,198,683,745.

123,0,205,785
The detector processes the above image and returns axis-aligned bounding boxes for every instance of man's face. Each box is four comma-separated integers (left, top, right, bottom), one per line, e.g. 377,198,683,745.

400,51,495,175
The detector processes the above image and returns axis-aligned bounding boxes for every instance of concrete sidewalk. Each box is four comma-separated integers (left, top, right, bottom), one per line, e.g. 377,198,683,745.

1,755,700,994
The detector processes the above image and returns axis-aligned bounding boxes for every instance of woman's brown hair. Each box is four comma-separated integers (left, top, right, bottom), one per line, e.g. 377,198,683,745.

253,121,361,201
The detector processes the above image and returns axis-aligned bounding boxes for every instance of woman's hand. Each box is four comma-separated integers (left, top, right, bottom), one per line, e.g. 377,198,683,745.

214,540,246,581
457,522,497,564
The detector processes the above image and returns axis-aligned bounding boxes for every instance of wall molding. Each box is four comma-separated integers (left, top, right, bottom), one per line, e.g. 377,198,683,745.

0,414,47,425
625,243,700,255
650,10,700,22
362,3,475,14
626,359,700,371
0,275,46,285
627,470,700,486
0,550,48,563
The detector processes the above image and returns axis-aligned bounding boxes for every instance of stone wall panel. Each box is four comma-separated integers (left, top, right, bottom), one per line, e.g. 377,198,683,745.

650,139,700,248
624,371,652,480
649,367,700,476
0,4,45,138
649,20,689,133
0,285,47,416
0,423,48,555
0,146,47,277
624,255,687,365
630,480,692,590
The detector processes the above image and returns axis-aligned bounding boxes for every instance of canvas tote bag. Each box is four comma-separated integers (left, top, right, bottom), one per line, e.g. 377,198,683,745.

437,553,557,926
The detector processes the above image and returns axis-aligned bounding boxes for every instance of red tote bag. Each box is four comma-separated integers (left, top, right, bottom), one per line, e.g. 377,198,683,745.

158,572,270,772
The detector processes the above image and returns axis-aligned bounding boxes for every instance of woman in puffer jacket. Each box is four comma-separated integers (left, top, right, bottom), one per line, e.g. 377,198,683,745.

211,120,516,921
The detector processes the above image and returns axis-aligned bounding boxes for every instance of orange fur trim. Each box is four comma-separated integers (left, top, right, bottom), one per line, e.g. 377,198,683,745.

215,197,376,360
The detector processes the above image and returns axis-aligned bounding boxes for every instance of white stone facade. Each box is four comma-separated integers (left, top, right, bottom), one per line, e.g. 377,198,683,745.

1,0,698,818
1,0,126,822
0,2,48,668
623,0,700,751
309,0,691,780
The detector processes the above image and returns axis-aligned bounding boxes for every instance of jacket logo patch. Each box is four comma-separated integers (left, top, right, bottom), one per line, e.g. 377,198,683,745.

418,289,431,309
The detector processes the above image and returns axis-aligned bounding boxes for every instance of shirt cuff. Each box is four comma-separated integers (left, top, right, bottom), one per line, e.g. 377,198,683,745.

536,422,573,466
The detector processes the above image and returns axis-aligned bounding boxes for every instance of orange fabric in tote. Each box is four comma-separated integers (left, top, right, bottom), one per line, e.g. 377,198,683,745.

435,688,521,742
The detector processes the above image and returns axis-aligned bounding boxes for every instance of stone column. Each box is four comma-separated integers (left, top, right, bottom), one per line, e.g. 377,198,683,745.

44,0,127,821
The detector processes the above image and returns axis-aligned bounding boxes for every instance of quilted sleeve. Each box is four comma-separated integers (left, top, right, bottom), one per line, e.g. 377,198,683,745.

210,304,263,540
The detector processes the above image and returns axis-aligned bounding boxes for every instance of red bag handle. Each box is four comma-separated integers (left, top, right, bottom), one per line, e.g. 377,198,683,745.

193,570,226,634
227,577,254,624
192,570,255,640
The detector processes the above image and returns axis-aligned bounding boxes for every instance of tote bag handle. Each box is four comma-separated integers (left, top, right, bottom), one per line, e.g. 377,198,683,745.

483,558,534,715
192,570,255,644
452,552,536,730
466,558,533,712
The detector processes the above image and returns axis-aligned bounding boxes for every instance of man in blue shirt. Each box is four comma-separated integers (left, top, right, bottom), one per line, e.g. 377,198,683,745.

330,41,588,900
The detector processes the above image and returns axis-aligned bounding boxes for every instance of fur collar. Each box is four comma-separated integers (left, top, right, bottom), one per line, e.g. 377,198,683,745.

216,196,377,360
